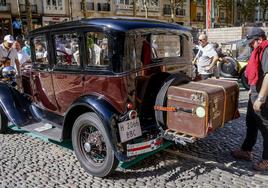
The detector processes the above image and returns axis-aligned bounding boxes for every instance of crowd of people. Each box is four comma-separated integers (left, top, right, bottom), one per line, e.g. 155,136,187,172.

0,34,31,75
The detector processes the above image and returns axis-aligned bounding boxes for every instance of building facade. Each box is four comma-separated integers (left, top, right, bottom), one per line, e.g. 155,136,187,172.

1,0,262,40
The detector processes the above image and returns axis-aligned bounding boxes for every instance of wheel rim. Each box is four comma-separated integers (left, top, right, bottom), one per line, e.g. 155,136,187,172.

221,62,233,74
78,123,107,166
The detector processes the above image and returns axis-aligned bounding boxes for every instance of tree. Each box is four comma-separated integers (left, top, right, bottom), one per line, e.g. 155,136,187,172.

82,0,87,18
260,0,268,21
133,0,137,17
237,0,258,23
25,0,32,34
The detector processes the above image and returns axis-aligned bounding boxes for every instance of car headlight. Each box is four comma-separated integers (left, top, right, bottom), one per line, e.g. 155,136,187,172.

2,66,16,78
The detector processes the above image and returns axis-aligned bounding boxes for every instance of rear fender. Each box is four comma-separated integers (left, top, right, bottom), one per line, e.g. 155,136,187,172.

63,95,128,161
0,83,38,126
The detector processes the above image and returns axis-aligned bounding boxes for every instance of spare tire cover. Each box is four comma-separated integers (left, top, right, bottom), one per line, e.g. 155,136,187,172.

155,73,190,130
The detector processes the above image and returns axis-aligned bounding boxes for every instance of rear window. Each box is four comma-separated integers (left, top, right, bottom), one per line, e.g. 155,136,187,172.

122,33,183,72
152,35,181,58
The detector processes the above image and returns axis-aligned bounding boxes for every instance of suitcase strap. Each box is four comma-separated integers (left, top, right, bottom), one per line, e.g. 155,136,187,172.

193,82,227,127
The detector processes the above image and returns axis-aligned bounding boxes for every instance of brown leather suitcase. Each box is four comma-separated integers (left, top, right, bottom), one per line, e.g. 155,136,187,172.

198,78,240,123
166,79,239,138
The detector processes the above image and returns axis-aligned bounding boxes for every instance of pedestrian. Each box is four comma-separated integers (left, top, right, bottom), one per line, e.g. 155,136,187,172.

194,33,219,80
22,40,31,56
231,27,268,171
13,40,31,65
0,35,20,73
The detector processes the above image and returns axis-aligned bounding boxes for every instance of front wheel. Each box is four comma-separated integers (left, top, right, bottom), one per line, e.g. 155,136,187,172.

72,112,119,177
0,107,8,134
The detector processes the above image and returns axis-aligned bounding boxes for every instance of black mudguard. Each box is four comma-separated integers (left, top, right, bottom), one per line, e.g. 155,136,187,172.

0,83,38,126
64,95,129,161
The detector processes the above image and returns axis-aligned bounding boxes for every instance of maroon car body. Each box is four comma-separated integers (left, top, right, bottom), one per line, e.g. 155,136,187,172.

0,17,194,177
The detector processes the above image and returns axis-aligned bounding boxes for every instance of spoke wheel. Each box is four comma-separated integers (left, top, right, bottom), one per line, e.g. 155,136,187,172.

72,112,118,177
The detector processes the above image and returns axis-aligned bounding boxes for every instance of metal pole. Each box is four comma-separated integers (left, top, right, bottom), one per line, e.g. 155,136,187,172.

206,0,208,33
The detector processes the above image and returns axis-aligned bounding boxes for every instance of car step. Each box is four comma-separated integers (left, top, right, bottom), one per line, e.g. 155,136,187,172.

163,129,196,145
20,122,62,142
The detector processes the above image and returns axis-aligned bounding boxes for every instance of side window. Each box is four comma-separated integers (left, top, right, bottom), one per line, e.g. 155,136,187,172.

86,32,109,67
54,33,80,68
32,35,48,66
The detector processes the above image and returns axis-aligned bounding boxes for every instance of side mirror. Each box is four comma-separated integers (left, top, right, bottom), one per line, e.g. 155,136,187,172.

2,66,16,78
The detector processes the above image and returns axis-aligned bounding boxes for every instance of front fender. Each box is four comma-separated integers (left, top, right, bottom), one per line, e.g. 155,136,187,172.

64,95,128,161
0,83,38,126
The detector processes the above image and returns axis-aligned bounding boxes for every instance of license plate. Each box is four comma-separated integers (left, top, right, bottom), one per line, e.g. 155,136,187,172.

118,118,142,143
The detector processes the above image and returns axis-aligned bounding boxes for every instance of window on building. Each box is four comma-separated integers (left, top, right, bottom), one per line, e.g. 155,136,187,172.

46,0,64,11
53,33,80,69
197,12,202,21
118,0,133,5
32,35,49,67
150,0,159,7
220,11,225,21
0,0,6,6
86,32,110,67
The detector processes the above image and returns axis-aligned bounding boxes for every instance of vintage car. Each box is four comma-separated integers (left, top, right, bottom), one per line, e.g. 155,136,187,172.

0,18,239,177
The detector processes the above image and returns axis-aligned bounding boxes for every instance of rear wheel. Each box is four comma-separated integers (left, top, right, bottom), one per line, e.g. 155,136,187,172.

0,107,8,134
72,112,119,177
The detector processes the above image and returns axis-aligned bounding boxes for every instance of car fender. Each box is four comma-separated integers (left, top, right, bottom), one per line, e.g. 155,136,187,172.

0,83,38,126
63,95,129,161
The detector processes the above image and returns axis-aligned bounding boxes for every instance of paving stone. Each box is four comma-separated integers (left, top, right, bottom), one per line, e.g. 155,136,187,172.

0,89,267,186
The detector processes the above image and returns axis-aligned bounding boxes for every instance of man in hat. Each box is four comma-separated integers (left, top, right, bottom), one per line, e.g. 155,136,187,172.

232,27,268,171
0,34,20,74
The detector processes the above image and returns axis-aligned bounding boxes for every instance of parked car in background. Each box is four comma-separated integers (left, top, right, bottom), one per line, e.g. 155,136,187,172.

218,39,250,90
0,18,239,178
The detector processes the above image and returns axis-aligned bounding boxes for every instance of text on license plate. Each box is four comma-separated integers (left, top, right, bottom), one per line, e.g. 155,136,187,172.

118,118,142,143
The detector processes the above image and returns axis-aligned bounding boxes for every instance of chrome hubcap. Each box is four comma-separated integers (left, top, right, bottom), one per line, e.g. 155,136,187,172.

84,142,91,152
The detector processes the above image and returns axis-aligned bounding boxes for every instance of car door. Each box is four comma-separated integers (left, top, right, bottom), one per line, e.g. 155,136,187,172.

31,34,58,112
51,31,85,114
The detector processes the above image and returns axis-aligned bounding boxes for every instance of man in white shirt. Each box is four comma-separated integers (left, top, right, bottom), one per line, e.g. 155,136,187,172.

0,35,20,75
13,41,31,65
195,34,219,80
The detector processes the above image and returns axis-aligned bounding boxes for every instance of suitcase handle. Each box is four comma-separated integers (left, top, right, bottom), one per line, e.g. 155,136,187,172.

176,107,194,114
154,105,194,115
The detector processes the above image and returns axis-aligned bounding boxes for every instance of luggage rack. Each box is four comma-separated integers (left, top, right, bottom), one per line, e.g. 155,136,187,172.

163,129,197,146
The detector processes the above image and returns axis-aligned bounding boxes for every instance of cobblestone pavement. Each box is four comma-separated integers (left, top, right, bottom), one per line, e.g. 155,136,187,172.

1,83,268,188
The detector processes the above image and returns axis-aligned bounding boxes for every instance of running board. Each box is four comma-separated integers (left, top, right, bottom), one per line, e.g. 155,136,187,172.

163,129,196,145
20,122,63,142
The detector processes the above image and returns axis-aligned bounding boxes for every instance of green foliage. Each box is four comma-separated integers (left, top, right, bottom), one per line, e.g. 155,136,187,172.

237,0,258,23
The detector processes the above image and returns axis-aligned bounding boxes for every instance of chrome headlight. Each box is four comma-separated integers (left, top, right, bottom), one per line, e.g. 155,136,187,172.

2,66,16,78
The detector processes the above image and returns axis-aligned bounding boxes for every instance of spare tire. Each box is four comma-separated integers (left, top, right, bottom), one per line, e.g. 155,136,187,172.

219,56,238,78
155,73,190,130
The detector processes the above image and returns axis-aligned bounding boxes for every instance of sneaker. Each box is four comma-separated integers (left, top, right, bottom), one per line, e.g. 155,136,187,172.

253,160,268,171
231,149,253,161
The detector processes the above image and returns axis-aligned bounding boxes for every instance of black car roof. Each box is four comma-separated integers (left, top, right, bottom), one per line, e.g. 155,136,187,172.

29,17,191,35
